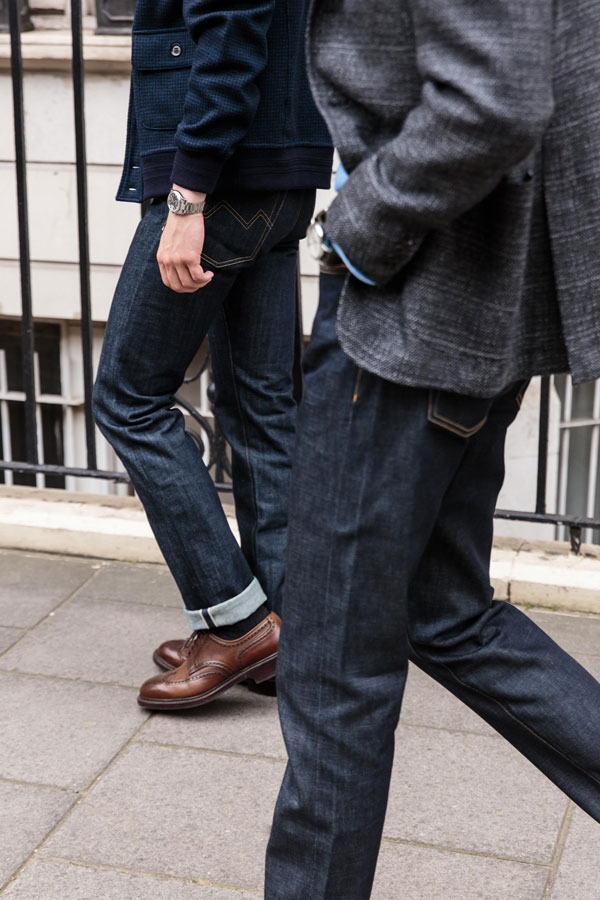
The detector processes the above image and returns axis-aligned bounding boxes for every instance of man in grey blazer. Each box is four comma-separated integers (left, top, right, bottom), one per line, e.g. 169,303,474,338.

265,0,600,897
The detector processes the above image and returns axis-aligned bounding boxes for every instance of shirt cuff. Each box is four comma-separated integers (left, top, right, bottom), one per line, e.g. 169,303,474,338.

328,237,377,286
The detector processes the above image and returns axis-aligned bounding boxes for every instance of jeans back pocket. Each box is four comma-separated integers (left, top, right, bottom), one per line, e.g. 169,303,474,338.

427,389,493,439
202,192,285,269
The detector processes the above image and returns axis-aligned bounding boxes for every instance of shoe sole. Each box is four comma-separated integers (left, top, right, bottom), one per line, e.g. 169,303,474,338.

138,652,277,710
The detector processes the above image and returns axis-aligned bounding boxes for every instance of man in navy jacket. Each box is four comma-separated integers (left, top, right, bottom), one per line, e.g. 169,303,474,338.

93,0,332,709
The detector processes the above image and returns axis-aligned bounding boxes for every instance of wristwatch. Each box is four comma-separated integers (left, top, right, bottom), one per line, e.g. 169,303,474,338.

167,189,206,216
306,210,346,274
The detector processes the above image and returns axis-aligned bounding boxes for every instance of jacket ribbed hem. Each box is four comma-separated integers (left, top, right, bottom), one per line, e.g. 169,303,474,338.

141,145,333,201
171,147,226,194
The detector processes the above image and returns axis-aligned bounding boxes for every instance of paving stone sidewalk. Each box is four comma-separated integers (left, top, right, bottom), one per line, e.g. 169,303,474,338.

1,547,599,900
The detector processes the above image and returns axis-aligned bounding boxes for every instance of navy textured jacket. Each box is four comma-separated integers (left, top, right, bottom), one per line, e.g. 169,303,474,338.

117,0,333,203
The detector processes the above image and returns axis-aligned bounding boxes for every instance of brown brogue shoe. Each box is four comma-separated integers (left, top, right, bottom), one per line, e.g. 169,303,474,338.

153,636,191,671
138,612,280,710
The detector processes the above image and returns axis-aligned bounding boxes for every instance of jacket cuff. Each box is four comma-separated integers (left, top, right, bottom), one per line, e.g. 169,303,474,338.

324,162,426,286
170,147,226,195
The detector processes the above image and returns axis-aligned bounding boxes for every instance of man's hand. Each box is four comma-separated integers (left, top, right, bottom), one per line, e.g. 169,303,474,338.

157,185,214,293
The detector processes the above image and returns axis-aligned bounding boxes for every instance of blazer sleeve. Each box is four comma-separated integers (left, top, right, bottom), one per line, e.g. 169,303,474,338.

324,0,555,286
170,0,276,193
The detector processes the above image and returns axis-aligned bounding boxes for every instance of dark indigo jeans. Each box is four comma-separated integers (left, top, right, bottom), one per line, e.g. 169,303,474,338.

265,272,600,900
94,189,315,628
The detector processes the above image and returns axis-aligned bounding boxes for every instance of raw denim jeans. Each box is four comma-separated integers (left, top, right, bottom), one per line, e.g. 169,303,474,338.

265,272,600,900
93,189,315,628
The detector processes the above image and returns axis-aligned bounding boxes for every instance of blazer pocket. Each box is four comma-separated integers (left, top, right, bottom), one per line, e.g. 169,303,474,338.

132,30,195,132
427,390,493,439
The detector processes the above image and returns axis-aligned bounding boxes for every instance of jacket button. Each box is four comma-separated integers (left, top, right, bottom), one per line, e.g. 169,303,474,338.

170,43,182,57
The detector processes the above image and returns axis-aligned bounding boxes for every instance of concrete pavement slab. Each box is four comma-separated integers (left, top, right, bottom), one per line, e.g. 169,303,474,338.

549,808,600,899
0,625,23,654
510,548,600,615
0,550,94,628
141,685,286,759
528,609,600,658
372,841,548,900
41,742,285,891
384,724,568,863
2,860,260,899
0,597,185,688
0,672,146,789
572,654,600,683
142,665,496,765
0,782,74,890
400,665,494,737
77,561,181,608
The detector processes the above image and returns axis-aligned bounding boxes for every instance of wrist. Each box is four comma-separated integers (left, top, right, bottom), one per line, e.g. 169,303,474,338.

172,184,207,204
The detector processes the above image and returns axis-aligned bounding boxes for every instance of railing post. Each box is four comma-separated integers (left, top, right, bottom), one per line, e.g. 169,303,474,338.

535,376,551,515
9,0,37,465
71,0,97,471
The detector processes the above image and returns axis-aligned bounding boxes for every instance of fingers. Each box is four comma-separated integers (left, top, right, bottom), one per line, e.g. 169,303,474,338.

188,262,214,289
158,259,214,293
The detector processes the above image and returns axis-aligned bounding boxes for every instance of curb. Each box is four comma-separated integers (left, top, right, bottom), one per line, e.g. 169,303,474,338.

0,485,238,566
1,486,599,615
491,536,600,616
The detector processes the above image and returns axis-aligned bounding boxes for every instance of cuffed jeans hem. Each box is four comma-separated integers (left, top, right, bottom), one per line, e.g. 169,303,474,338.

184,577,267,630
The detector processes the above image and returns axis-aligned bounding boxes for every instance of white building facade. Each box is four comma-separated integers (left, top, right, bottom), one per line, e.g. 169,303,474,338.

1,7,599,544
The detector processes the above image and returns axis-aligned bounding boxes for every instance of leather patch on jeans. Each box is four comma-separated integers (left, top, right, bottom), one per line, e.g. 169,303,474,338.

427,390,492,439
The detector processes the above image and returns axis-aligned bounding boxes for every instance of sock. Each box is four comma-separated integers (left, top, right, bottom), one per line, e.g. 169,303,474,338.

211,602,270,640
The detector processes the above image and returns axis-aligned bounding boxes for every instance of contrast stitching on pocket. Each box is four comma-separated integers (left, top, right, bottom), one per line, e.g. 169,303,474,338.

427,390,488,438
202,193,286,268
204,201,276,230
352,368,363,404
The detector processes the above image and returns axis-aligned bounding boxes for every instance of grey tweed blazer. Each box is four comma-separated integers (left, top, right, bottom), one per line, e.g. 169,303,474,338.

307,0,600,396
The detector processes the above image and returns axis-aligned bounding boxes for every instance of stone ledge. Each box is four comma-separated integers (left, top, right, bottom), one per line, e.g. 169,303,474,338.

0,29,131,73
1,485,599,614
0,485,235,565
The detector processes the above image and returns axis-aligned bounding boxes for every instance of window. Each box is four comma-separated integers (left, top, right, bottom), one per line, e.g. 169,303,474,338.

0,321,65,488
554,375,600,544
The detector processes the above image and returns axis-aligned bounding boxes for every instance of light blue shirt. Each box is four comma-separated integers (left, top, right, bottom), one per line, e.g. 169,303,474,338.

327,163,376,286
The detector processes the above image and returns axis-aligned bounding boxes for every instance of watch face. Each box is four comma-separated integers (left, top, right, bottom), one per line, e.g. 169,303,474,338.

306,217,325,261
167,190,181,213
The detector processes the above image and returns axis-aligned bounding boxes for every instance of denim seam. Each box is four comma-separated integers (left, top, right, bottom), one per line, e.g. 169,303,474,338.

308,388,369,896
286,189,307,238
408,638,600,790
351,367,363,404
221,306,261,579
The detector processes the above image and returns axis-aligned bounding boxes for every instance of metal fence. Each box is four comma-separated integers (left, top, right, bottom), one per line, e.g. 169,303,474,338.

3,0,233,491
3,0,600,551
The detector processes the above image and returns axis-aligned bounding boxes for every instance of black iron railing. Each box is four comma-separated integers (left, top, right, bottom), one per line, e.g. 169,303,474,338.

3,0,600,550
3,0,232,491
